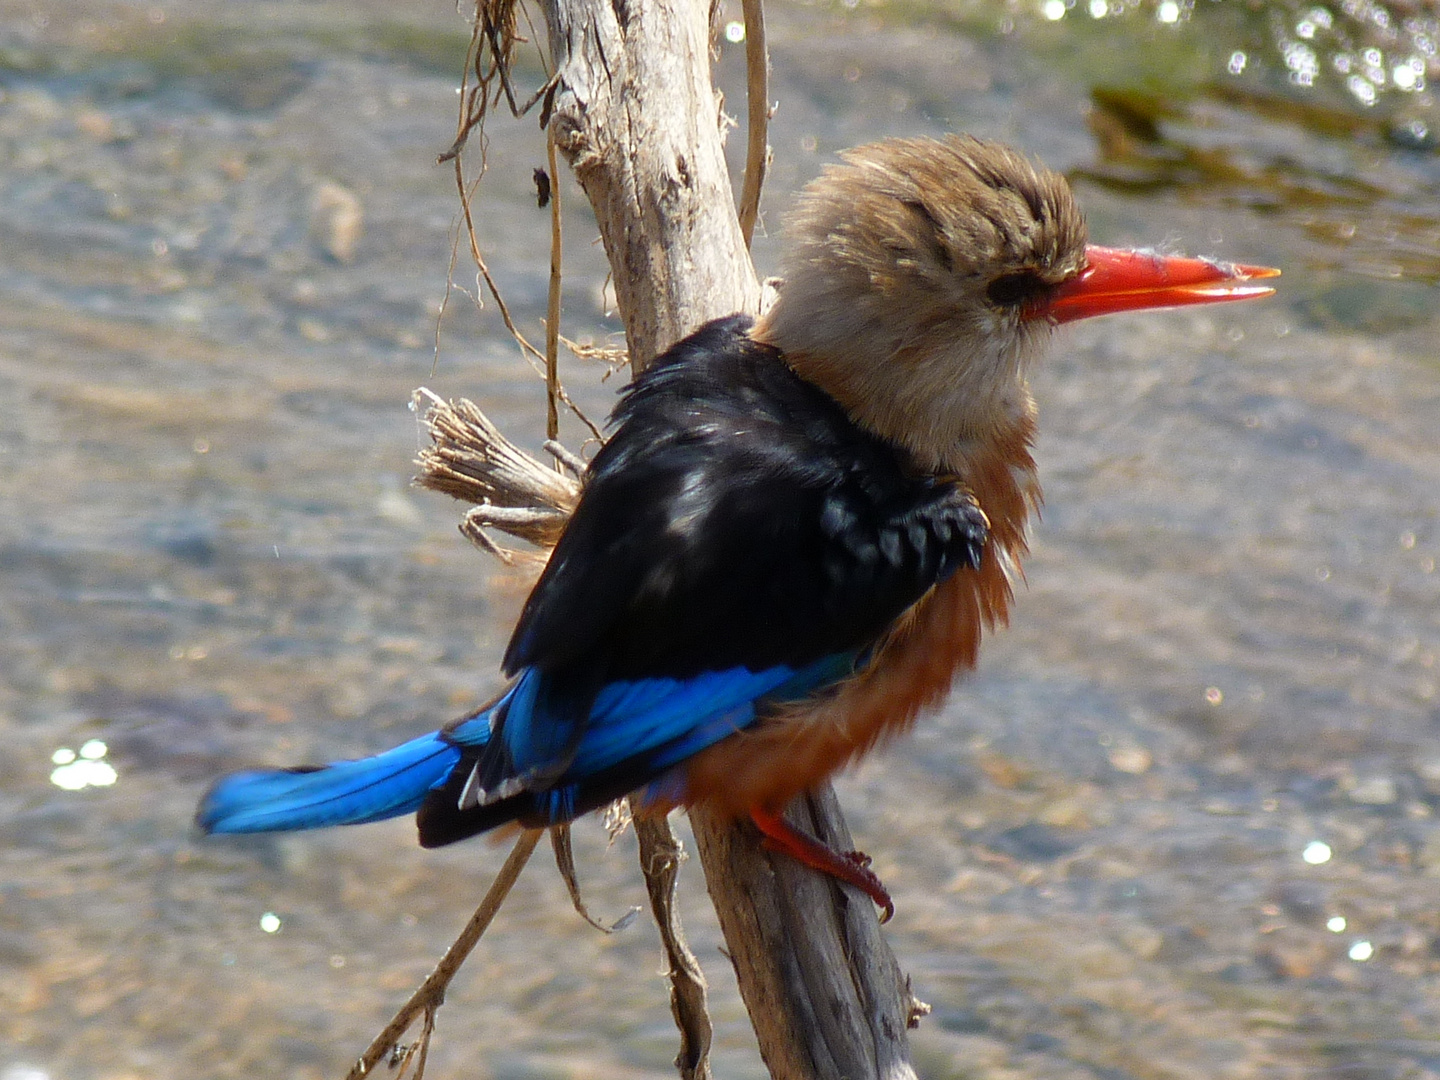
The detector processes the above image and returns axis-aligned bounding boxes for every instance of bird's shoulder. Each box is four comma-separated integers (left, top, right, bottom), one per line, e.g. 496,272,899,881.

599,313,895,487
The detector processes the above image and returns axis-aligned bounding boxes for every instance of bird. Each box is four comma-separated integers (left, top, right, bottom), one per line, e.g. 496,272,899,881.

196,135,1277,920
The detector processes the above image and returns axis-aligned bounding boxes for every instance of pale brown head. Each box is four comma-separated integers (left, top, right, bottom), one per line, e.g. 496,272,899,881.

755,135,1277,471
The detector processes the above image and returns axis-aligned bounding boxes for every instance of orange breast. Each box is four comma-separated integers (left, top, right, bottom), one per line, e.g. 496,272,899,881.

680,419,1040,817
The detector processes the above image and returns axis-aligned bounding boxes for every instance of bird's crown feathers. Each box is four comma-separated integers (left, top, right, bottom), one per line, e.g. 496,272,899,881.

757,135,1087,468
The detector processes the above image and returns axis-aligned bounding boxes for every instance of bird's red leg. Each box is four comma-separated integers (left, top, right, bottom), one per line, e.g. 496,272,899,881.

749,806,895,923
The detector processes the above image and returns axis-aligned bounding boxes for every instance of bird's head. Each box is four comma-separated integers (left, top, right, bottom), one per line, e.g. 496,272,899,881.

755,135,1277,471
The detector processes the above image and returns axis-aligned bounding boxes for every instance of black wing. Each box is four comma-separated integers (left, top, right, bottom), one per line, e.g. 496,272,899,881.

502,315,989,683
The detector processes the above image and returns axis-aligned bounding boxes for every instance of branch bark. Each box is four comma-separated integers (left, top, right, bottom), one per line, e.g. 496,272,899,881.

536,0,922,1075
542,0,761,361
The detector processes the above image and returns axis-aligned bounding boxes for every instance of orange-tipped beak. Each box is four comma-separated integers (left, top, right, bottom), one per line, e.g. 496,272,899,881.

1042,245,1280,325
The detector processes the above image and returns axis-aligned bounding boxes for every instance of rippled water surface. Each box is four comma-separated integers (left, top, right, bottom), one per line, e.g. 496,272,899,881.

3,1,1439,1078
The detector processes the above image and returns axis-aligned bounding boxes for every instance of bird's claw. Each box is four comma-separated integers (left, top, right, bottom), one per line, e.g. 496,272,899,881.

842,852,894,923
750,807,896,922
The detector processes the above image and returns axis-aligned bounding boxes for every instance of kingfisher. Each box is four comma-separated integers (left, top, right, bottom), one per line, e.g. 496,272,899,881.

197,136,1277,918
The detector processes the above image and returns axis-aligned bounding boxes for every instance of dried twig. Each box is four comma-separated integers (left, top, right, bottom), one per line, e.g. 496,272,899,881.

453,158,542,364
443,1,602,440
543,439,588,478
413,389,578,511
344,829,542,1080
636,816,714,1080
550,824,642,932
545,127,563,442
451,172,601,439
737,0,771,248
560,334,631,381
441,0,558,163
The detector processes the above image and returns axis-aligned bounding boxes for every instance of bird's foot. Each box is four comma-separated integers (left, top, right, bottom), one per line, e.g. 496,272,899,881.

749,806,895,923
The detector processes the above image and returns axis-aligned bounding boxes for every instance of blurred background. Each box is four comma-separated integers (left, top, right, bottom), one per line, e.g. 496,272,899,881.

1,0,1438,1077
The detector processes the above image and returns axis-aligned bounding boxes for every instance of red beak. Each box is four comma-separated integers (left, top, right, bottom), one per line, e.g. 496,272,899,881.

1042,245,1280,324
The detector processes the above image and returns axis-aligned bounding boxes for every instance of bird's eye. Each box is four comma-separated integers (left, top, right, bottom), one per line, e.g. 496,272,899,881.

986,270,1051,309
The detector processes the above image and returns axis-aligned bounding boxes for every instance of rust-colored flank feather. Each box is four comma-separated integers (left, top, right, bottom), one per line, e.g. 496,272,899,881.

683,419,1040,817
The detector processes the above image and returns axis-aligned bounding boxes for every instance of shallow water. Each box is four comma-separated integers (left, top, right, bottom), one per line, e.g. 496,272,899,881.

2,1,1439,1079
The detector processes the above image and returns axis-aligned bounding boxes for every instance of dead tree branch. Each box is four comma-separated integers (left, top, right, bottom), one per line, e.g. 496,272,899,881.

440,0,924,1071
409,0,924,1072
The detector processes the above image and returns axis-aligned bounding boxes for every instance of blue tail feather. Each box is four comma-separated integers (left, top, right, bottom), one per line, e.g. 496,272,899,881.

197,651,859,842
197,730,466,834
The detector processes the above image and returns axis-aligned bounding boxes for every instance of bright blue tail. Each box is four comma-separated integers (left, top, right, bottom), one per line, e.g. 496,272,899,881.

196,730,466,834
197,654,858,841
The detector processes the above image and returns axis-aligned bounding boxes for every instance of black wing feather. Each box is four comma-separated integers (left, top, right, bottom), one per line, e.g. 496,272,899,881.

502,315,988,684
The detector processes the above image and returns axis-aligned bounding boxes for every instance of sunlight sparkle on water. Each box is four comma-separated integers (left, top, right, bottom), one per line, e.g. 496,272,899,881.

260,912,282,933
1327,916,1347,932
1348,73,1378,104
1156,1,1180,24
1392,58,1424,90
1349,939,1374,961
1302,840,1332,864
1296,5,1334,39
49,739,118,790
1285,41,1319,85
1041,0,1067,21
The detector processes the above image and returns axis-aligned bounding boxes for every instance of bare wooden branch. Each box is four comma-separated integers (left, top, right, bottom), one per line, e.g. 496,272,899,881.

540,0,762,365
532,0,921,1074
